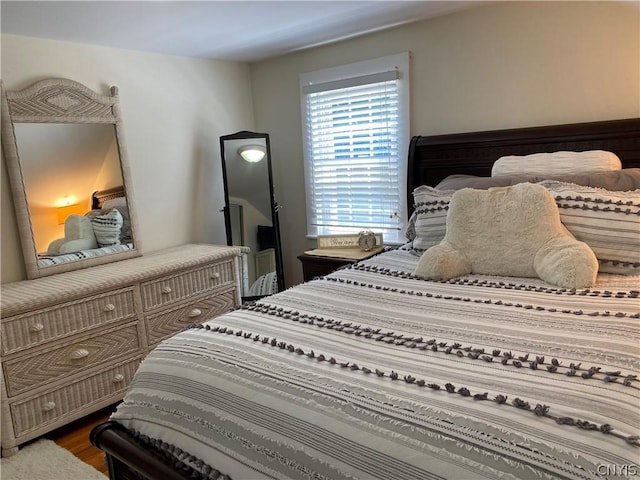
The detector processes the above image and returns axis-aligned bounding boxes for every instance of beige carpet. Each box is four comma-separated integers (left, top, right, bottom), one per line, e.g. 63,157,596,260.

0,439,107,480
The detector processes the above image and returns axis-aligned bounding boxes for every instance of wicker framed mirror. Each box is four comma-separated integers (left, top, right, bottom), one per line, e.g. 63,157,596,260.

1,77,141,279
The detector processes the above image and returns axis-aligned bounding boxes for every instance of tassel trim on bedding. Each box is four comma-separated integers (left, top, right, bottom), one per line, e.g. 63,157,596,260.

235,302,638,390
186,322,640,447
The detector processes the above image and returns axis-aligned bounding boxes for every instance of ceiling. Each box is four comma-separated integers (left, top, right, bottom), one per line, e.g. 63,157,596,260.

1,1,481,62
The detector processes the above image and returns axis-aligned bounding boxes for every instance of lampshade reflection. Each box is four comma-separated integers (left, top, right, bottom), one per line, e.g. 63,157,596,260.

57,204,84,224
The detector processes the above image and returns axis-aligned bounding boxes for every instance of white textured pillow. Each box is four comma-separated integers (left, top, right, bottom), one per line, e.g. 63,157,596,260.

492,150,621,177
539,181,640,275
415,183,598,289
91,208,123,247
411,186,454,254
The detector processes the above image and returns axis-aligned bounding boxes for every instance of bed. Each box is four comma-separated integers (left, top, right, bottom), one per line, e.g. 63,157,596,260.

91,118,640,480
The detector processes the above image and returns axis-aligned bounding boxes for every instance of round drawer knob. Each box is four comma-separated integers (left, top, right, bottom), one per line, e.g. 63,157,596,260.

112,374,125,383
161,286,172,294
188,308,202,318
70,348,89,359
103,303,116,312
211,272,221,279
30,323,44,332
42,401,56,412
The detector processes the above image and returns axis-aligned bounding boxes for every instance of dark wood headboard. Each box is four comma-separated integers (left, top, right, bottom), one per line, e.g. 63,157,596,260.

407,117,640,211
92,185,125,210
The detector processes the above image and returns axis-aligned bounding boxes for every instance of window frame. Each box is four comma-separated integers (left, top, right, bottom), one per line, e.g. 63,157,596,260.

299,52,410,244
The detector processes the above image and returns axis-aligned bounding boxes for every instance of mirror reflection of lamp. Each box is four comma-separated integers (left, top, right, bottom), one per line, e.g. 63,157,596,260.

238,145,266,163
56,197,84,224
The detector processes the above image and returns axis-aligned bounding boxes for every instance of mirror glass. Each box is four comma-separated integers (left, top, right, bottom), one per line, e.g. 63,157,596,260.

15,123,125,254
220,131,284,299
1,78,141,279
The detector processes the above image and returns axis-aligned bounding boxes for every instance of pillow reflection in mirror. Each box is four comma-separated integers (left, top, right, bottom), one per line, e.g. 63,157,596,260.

91,208,123,247
101,197,132,243
47,214,98,255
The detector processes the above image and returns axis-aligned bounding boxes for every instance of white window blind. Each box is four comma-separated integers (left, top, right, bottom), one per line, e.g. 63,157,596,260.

300,53,410,244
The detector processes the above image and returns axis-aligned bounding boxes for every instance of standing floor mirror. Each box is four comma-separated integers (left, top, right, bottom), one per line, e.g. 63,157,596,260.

1,78,141,279
219,131,284,299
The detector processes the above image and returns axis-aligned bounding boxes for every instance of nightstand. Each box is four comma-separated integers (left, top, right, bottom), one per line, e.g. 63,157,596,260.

298,247,385,282
297,253,357,281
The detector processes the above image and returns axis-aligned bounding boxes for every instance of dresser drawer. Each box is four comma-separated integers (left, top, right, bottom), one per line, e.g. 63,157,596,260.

3,323,141,396
1,287,136,356
141,259,235,311
145,287,237,346
10,357,141,437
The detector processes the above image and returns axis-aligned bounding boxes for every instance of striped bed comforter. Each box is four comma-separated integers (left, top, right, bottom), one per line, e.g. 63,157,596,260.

112,247,640,480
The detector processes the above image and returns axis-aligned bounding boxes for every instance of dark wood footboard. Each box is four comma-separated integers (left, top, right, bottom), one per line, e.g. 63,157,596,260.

90,421,198,480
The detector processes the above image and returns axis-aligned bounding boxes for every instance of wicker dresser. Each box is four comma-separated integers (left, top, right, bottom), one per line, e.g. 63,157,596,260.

0,244,241,456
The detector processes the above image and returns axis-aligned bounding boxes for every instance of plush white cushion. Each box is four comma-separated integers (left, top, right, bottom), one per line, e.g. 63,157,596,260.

58,238,96,255
415,183,598,288
46,214,98,255
492,150,621,177
539,180,640,275
91,208,123,247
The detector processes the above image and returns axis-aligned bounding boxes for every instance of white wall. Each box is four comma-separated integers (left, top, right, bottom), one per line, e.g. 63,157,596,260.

1,34,254,283
250,1,640,287
2,1,638,287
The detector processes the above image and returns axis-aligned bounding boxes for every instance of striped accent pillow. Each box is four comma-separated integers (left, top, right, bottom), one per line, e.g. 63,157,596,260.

91,208,123,247
411,185,453,255
539,181,640,275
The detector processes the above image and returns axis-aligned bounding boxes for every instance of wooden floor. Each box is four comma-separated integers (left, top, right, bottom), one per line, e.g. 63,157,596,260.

46,404,119,476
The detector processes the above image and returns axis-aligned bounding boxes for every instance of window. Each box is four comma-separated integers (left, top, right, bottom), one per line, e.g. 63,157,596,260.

300,53,410,244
